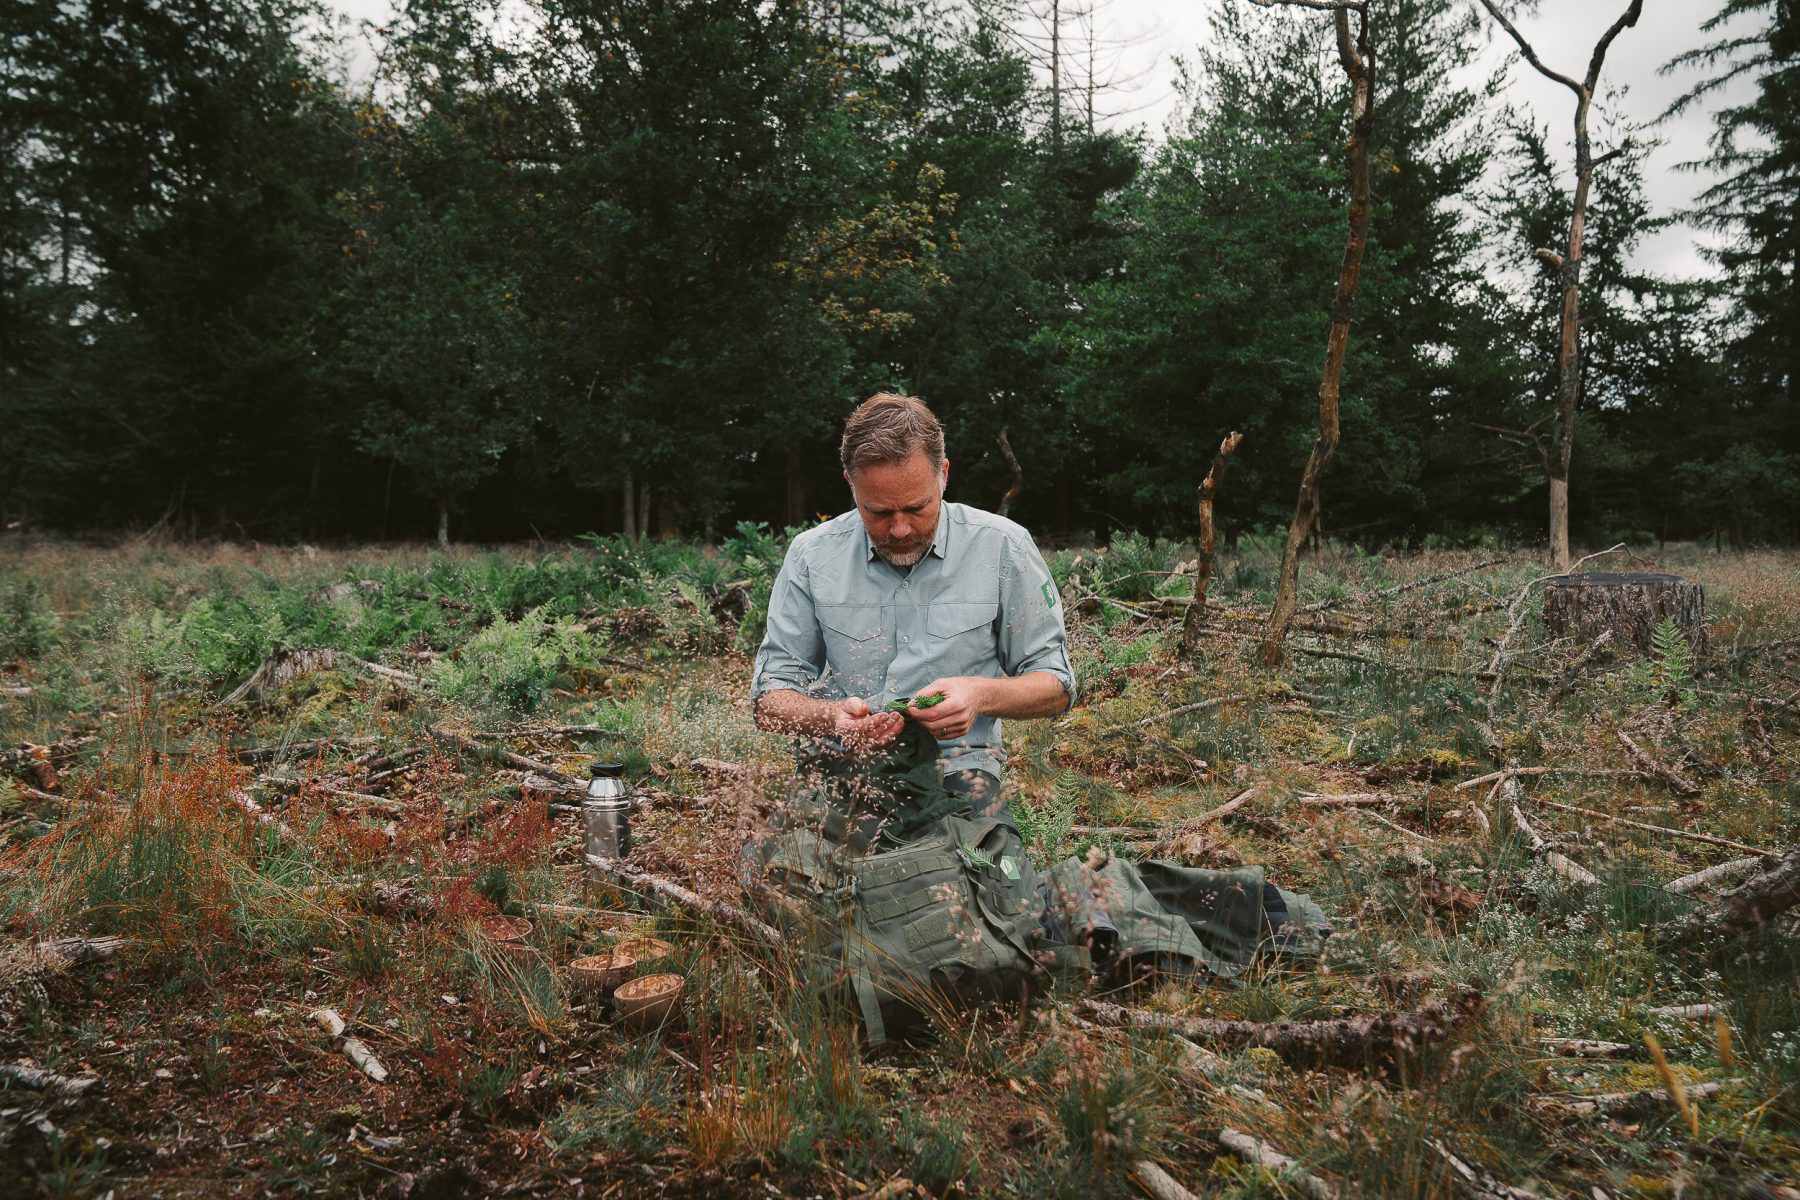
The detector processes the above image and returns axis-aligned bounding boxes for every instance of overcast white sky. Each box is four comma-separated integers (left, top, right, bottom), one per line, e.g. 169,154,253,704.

329,0,1758,279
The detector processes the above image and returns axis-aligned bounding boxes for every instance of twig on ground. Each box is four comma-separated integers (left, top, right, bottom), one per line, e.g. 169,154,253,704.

1647,1003,1724,1020
1454,765,1647,792
1615,730,1701,798
1303,557,1506,613
1503,777,1599,886
1483,544,1625,726
1295,792,1404,806
1532,797,1770,857
429,725,582,787
1542,1038,1644,1059
1131,694,1253,728
1426,1138,1547,1200
1218,1127,1338,1200
586,855,782,947
1545,629,1613,710
1076,989,1485,1069
311,1009,390,1084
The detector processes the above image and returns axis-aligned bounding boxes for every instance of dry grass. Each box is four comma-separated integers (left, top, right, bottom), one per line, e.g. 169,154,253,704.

0,537,1796,1197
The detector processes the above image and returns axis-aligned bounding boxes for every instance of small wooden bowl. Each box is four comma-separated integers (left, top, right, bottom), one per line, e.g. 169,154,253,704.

480,914,532,942
613,972,683,1028
614,937,674,963
479,914,536,964
568,950,638,994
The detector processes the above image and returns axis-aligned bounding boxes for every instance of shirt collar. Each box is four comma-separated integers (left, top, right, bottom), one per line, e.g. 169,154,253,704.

860,504,953,564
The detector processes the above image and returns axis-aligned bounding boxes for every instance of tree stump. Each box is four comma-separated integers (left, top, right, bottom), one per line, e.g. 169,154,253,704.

1542,573,1705,656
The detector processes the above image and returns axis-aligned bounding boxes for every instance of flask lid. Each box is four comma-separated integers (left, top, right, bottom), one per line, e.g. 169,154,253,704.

589,762,624,778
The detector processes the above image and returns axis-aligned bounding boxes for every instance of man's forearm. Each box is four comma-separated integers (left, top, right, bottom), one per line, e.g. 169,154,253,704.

976,671,1071,719
753,688,844,738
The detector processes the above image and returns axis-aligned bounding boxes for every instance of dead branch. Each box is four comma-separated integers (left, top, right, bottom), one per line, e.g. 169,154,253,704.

1503,777,1599,886
1179,430,1244,657
1133,694,1252,728
0,1063,100,1097
1665,856,1765,896
1077,988,1485,1070
1454,765,1645,792
1133,1160,1201,1200
1303,557,1506,614
1426,1138,1547,1200
1483,546,1625,726
1537,1079,1736,1120
1545,629,1613,710
1,687,32,699
586,855,782,947
1218,1127,1339,1200
1646,1003,1724,1020
311,1009,390,1084
1296,792,1403,806
1532,797,1769,857
1614,731,1701,798
1659,846,1800,947
1542,1038,1644,1059
428,725,581,787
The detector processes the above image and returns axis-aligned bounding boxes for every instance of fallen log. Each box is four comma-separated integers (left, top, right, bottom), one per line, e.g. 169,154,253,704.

1665,856,1764,896
1659,846,1800,948
1536,1079,1737,1119
586,855,781,947
311,1009,390,1084
0,1063,100,1097
1217,1127,1337,1200
1295,792,1404,806
1541,1038,1644,1059
1646,1003,1724,1020
1077,989,1485,1070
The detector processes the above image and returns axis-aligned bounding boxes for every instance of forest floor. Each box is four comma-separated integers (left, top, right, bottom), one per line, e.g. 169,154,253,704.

0,534,1796,1199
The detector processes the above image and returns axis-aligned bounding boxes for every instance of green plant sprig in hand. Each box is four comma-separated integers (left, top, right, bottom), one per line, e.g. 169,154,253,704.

886,692,945,713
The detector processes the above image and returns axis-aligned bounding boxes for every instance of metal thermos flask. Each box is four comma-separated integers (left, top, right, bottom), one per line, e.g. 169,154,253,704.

582,762,631,865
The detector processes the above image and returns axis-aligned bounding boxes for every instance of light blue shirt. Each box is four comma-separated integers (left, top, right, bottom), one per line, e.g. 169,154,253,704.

751,503,1075,780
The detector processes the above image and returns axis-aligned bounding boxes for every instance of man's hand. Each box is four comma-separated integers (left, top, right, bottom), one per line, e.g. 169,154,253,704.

834,697,904,750
904,677,992,740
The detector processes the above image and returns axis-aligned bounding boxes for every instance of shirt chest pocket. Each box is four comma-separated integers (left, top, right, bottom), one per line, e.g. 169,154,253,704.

818,605,891,695
926,601,998,677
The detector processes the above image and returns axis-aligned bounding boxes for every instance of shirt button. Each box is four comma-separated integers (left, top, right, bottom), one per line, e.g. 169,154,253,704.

901,580,910,589
901,636,910,643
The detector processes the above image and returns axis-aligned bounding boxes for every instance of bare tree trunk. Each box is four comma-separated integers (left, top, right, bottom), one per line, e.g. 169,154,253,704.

436,498,450,549
621,470,636,540
996,428,1024,517
1479,0,1645,572
1179,431,1243,658
1258,2,1372,668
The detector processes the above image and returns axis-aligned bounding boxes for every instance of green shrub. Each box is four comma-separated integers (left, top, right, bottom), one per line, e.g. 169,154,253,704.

428,606,603,713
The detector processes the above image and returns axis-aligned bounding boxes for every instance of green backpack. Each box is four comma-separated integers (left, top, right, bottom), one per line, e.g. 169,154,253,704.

745,812,1049,1044
743,722,1054,1043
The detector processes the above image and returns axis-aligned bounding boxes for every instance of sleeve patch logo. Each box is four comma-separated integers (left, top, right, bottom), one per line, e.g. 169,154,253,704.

1041,580,1056,609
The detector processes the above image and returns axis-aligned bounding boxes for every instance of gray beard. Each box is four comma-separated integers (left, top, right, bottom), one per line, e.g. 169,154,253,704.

876,543,929,568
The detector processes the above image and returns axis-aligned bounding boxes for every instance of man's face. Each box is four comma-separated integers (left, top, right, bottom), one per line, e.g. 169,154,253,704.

846,450,949,568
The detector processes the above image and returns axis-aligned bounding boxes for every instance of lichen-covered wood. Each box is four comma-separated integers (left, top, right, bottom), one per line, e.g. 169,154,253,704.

1541,572,1705,655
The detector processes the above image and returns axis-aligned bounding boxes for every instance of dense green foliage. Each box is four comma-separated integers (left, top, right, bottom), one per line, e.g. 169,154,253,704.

1,0,1793,545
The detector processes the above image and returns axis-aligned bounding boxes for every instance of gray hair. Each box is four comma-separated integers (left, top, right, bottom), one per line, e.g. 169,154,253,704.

840,393,946,473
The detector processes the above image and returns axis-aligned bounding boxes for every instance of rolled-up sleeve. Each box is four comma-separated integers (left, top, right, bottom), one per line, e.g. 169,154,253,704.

997,532,1076,704
751,544,826,701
